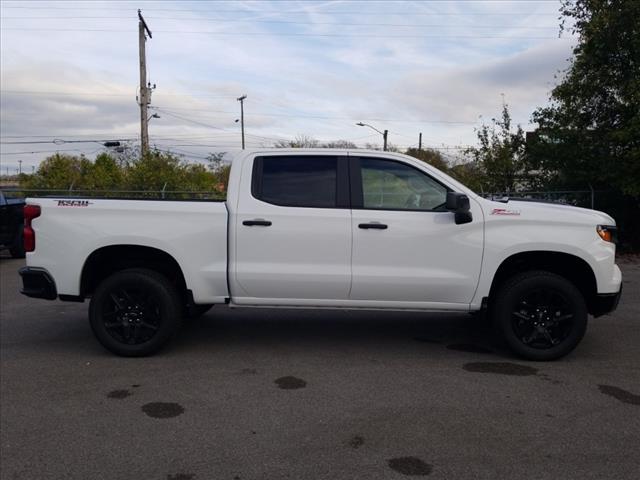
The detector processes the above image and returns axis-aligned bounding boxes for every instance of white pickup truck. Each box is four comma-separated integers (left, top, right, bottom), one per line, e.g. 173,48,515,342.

19,149,622,360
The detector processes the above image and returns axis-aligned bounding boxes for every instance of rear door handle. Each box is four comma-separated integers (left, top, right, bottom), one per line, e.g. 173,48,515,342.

358,222,388,230
243,219,272,227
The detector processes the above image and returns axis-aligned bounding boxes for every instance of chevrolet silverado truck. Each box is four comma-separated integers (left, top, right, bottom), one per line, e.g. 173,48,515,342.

19,149,622,359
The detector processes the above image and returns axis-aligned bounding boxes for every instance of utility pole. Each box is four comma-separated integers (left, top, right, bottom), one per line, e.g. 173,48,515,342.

383,130,388,152
418,132,422,150
237,94,247,149
138,10,152,158
18,160,22,174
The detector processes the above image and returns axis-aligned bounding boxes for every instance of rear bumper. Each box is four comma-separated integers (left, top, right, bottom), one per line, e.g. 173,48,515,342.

591,286,622,318
19,267,57,300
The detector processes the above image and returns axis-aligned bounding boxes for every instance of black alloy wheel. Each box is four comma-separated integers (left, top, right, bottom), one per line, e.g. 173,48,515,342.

493,270,588,361
511,288,575,349
102,287,162,345
89,268,182,357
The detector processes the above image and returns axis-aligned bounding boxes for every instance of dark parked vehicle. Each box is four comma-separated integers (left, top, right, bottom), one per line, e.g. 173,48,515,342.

0,190,25,258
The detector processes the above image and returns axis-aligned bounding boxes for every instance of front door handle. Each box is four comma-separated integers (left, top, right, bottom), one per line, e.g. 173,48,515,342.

358,222,388,230
243,219,272,227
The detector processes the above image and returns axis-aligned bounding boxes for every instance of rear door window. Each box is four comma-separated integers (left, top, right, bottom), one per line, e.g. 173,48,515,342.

252,156,339,208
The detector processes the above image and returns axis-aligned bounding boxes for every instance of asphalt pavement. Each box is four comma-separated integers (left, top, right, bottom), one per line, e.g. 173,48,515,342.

1,255,639,480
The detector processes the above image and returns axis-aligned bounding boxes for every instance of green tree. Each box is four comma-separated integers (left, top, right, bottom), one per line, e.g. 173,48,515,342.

465,104,528,193
529,0,640,248
448,161,486,193
84,153,123,190
206,152,226,172
206,152,230,193
405,148,449,172
21,153,85,190
530,0,639,194
125,151,185,191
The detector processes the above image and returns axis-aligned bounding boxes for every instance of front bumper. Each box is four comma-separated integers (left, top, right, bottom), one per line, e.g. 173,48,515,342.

19,267,57,300
591,286,622,317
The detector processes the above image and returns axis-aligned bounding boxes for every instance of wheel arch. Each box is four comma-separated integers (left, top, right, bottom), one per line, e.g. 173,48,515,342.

80,244,188,298
488,251,599,315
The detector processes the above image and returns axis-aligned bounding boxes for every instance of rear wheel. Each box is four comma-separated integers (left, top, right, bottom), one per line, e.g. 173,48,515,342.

89,268,182,357
492,271,588,361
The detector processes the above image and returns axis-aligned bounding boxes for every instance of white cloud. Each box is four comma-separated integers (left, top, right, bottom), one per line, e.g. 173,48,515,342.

0,0,571,170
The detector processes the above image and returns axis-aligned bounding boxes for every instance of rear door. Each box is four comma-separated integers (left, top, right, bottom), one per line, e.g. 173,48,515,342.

349,155,483,306
233,154,352,303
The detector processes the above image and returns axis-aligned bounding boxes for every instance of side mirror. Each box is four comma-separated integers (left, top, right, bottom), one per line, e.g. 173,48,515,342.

446,192,473,225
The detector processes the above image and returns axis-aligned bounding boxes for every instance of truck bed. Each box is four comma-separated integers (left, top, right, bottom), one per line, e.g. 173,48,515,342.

26,197,229,304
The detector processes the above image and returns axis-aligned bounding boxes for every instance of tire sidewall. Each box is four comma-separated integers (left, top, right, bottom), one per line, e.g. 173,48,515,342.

493,272,588,361
89,269,181,357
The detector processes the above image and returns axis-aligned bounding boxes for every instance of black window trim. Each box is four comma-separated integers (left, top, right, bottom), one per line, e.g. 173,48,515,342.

349,156,452,213
251,154,350,209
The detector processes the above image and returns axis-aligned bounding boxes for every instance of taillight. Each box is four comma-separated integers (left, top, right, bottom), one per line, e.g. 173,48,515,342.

23,205,41,252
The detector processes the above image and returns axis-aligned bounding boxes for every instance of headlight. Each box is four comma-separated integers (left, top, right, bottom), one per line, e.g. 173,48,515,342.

596,225,617,243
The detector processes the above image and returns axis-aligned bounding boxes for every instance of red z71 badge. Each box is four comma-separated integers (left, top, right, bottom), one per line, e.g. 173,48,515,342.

491,208,520,216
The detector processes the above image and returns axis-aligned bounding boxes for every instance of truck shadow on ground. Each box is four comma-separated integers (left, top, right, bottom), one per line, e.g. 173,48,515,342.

174,307,506,358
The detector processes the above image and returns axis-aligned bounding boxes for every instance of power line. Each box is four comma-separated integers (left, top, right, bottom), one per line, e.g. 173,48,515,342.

152,107,287,143
2,16,560,29
155,105,479,125
1,133,138,138
0,5,561,16
1,27,571,39
0,148,84,155
0,89,238,98
0,138,135,145
0,133,250,140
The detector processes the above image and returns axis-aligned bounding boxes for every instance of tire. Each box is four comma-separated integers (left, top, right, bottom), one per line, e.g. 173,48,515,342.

491,270,588,361
89,268,182,357
9,230,25,259
184,303,213,320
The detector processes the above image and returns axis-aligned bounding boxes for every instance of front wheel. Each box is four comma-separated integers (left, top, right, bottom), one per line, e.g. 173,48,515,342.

492,271,588,361
89,268,182,357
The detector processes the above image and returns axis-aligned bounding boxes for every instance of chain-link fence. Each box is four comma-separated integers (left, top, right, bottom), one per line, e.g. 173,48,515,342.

480,190,599,209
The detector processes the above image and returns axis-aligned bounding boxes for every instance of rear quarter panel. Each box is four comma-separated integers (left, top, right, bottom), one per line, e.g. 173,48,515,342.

26,198,229,303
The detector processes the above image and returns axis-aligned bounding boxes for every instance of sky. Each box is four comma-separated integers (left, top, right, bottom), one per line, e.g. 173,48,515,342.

0,0,577,173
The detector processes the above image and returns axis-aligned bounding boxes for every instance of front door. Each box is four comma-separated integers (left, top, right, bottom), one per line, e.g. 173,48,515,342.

233,154,352,302
349,156,483,306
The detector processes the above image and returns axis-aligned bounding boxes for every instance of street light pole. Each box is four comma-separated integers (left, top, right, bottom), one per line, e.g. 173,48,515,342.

237,94,247,149
356,122,388,151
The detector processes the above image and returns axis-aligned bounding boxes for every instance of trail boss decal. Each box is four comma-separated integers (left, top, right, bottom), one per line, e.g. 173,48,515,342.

57,200,93,207
491,208,521,216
